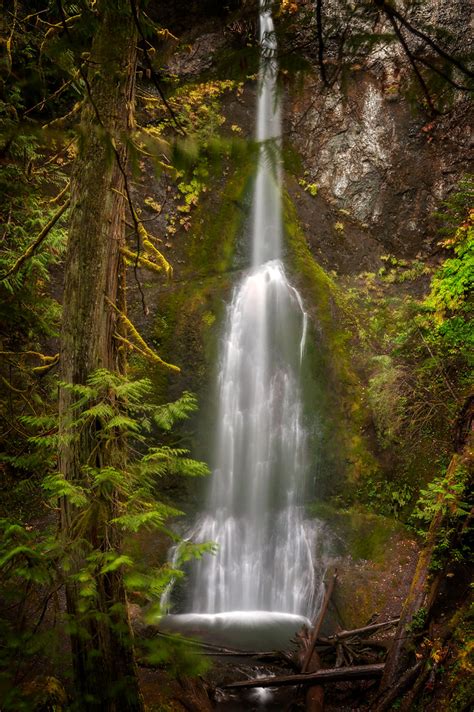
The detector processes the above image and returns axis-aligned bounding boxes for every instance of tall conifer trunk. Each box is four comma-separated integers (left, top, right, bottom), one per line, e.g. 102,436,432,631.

58,2,143,709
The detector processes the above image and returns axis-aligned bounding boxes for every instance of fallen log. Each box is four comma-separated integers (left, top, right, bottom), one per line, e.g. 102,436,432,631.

300,627,324,712
223,663,385,689
154,618,397,659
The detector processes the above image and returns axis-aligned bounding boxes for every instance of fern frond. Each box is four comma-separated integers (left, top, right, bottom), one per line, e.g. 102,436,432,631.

100,554,134,575
104,415,142,433
43,473,88,508
153,391,198,430
112,505,182,533
78,402,115,422
18,414,57,429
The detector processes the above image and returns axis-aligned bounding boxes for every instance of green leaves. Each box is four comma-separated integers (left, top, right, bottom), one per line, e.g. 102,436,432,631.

153,391,198,430
112,507,182,534
43,473,88,508
426,217,474,323
412,468,471,526
100,554,134,575
140,446,209,479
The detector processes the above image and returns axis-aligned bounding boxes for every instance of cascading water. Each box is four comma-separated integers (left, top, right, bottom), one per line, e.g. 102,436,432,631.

160,5,325,655
183,0,321,622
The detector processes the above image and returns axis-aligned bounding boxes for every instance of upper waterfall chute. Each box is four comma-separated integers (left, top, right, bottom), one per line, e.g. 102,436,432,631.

252,0,283,266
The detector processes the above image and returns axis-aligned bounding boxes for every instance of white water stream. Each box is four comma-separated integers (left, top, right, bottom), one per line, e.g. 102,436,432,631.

162,3,323,641
184,1,320,623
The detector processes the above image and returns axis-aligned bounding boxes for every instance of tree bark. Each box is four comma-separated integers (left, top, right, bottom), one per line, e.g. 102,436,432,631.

58,2,143,710
379,408,473,696
300,570,337,711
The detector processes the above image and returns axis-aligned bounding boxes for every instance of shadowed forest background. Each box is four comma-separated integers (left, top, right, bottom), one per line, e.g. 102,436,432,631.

0,1,472,710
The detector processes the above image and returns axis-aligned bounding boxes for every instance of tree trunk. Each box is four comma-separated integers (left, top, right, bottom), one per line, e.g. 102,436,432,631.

379,400,474,696
58,2,143,710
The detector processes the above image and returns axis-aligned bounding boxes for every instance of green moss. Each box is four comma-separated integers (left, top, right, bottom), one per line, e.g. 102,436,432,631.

283,196,378,494
310,502,401,563
136,158,254,464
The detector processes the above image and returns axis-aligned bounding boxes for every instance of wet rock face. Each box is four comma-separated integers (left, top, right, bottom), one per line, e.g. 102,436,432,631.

286,0,473,259
288,73,471,257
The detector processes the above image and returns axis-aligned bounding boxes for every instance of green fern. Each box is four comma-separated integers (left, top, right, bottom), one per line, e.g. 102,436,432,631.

153,391,199,430
43,474,88,508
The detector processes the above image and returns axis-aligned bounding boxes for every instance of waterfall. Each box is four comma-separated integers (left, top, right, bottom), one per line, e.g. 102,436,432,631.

184,0,320,620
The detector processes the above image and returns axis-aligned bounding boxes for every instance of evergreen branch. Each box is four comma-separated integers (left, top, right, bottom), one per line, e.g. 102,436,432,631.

5,0,18,76
23,79,74,117
120,246,170,275
386,14,438,116
413,54,471,93
22,8,49,23
0,350,57,360
43,138,75,167
41,101,82,130
0,199,70,281
38,12,81,30
50,180,71,204
0,376,36,414
374,0,474,80
315,0,329,87
0,375,28,394
129,0,186,136
32,354,60,374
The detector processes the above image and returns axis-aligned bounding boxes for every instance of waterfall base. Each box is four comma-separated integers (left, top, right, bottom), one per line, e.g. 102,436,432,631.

159,611,310,650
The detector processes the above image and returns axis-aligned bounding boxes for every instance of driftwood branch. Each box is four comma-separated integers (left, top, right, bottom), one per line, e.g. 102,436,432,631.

223,663,385,690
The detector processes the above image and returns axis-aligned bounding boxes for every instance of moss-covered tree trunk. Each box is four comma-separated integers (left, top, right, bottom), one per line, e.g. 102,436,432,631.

58,2,143,709
378,398,473,703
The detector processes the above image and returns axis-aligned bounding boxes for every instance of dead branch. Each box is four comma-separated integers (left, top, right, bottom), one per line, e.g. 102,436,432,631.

129,0,185,136
318,618,400,644
386,13,437,115
315,0,329,87
375,0,474,80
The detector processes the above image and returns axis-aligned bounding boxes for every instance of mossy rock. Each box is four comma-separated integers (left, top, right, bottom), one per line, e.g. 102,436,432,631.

310,502,401,563
311,502,417,630
283,196,379,497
